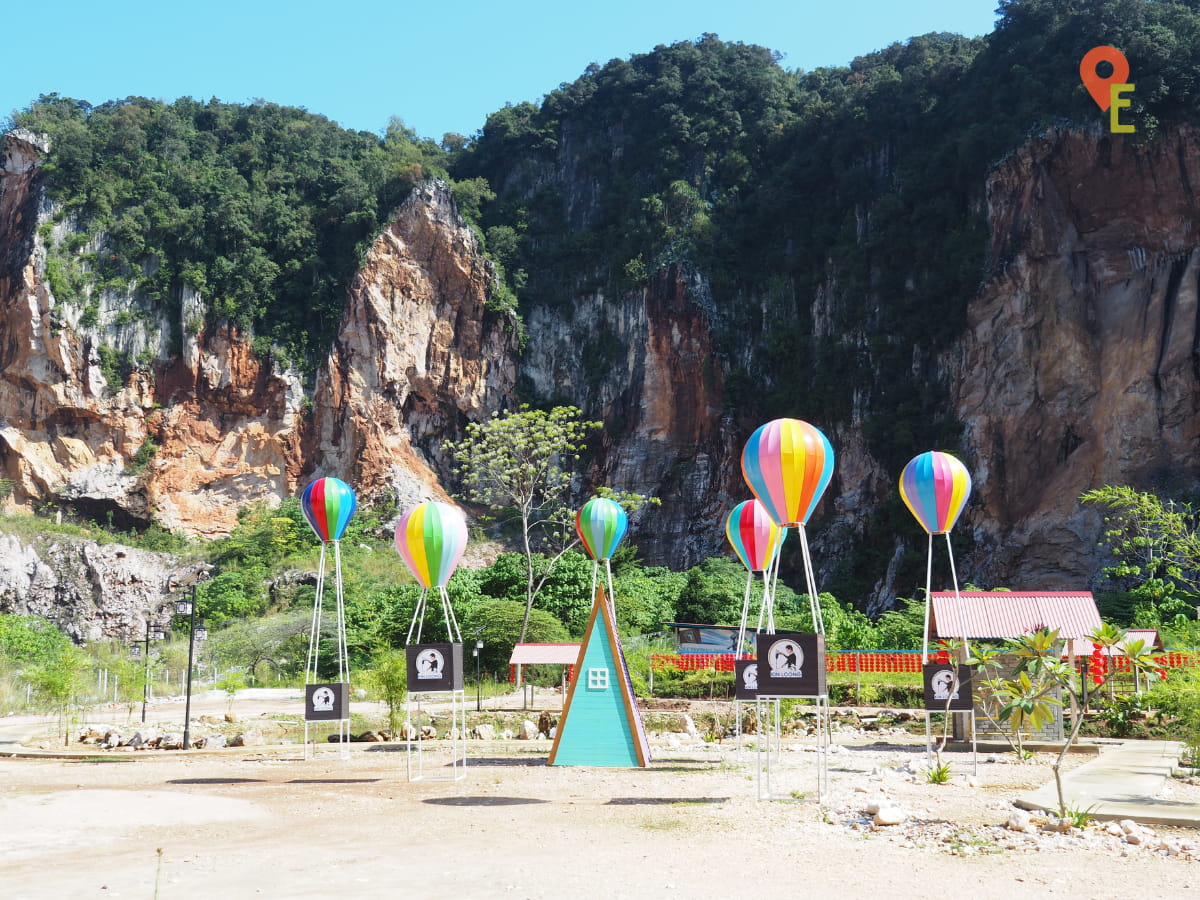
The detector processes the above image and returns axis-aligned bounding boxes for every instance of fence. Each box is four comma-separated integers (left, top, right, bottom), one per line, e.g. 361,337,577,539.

649,650,1200,676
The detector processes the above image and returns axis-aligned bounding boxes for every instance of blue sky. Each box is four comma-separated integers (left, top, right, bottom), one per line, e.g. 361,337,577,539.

3,1,1000,141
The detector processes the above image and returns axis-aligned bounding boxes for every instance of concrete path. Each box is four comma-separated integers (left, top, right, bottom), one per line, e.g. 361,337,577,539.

1017,739,1200,825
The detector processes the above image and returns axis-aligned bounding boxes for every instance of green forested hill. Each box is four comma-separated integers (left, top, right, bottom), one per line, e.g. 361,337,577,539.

12,97,452,367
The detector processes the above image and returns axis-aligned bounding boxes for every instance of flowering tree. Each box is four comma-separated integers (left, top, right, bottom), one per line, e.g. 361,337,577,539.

972,625,1165,817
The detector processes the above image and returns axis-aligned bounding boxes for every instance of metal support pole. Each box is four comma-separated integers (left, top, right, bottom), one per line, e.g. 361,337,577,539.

183,584,198,751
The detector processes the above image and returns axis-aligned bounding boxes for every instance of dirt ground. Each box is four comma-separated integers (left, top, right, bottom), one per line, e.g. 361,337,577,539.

2,692,1199,899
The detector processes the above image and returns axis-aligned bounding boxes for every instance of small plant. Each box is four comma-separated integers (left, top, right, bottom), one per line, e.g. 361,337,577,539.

1063,803,1099,828
926,762,953,784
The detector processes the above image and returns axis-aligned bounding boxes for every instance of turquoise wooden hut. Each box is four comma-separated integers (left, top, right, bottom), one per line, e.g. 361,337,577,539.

548,585,650,767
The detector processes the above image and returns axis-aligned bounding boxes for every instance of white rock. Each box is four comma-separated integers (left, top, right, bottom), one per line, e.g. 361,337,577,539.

518,720,537,740
500,729,514,740
201,734,226,750
873,806,905,826
1006,811,1032,832
473,723,495,741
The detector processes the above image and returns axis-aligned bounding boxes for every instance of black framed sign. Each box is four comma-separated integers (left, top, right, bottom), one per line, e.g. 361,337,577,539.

922,664,975,712
734,659,759,700
305,682,349,721
406,643,464,692
755,633,826,697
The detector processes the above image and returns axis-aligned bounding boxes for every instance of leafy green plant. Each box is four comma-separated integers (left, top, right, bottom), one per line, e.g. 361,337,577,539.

1063,803,1099,829
925,762,952,785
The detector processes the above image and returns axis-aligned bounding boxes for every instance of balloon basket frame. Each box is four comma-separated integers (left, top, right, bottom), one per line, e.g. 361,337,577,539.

924,710,979,775
406,689,468,782
754,694,830,802
304,719,351,760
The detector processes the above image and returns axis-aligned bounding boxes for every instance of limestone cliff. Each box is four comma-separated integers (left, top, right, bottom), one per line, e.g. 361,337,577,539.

0,129,306,537
310,181,518,510
0,129,512,542
950,126,1200,590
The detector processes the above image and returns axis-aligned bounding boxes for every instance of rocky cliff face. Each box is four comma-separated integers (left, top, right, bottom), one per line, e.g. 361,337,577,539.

951,127,1200,589
6,120,1200,630
311,181,519,510
0,131,512,545
521,264,741,568
0,129,308,537
0,531,182,642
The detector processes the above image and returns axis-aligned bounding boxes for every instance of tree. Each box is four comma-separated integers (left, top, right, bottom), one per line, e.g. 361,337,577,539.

971,625,1165,817
444,405,600,642
464,600,570,672
1081,485,1200,624
24,645,91,746
364,649,408,737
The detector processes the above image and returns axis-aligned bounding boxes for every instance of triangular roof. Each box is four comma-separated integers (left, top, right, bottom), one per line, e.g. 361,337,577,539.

930,591,1101,641
548,585,650,767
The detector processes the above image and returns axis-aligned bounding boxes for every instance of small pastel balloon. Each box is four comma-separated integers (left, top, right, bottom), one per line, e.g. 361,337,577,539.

575,497,628,561
300,477,357,542
899,451,972,534
394,502,469,588
725,499,782,572
740,418,834,527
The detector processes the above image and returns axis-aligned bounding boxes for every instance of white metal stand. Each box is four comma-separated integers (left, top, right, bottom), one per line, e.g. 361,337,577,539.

304,540,351,760
755,695,829,801
406,689,468,782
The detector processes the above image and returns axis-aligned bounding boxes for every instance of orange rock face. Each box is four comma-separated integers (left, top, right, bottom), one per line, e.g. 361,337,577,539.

0,130,515,536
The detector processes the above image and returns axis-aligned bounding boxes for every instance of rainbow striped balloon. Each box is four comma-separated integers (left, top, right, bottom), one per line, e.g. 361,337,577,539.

899,451,972,535
740,418,834,527
300,477,357,542
725,499,782,572
394,502,469,588
575,497,628,561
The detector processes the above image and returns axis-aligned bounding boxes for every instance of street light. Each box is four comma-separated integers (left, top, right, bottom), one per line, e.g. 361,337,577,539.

473,630,485,712
133,611,165,723
175,580,210,751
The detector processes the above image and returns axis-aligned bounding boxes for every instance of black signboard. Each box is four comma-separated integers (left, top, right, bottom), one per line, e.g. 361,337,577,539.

305,682,349,721
922,664,975,712
734,659,759,700
406,642,464,692
755,633,826,697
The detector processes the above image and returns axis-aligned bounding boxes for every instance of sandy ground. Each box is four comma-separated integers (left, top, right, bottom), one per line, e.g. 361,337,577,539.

2,693,1199,899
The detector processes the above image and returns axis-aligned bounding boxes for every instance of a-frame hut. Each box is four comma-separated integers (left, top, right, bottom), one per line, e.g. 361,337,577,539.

548,584,650,767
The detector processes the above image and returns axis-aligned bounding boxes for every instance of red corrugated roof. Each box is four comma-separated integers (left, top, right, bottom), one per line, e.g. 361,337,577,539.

509,643,582,666
930,591,1101,641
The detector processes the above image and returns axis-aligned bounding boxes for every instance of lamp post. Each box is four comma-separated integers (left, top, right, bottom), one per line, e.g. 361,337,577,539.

474,638,484,712
176,583,210,751
133,612,166,723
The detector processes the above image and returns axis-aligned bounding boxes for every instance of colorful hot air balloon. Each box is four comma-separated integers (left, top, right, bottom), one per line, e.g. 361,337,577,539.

740,419,835,527
575,497,628,561
394,502,469,588
300,477,357,543
899,451,972,535
725,500,782,572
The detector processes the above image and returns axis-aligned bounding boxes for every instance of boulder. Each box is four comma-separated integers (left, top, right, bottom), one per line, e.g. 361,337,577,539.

1006,811,1033,833
473,723,496,741
200,734,227,750
518,720,538,740
420,725,437,740
230,730,265,747
159,733,184,750
873,805,906,826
